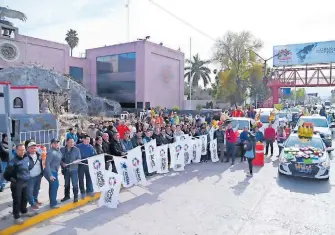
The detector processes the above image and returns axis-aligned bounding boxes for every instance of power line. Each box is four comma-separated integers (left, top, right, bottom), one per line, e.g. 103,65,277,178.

148,0,216,41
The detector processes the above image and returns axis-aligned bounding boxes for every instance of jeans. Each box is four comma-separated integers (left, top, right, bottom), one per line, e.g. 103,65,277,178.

142,152,149,175
265,141,274,155
78,165,93,195
226,142,236,163
27,175,42,206
45,171,59,207
240,143,246,162
63,169,79,198
11,180,28,219
1,161,8,188
247,158,253,174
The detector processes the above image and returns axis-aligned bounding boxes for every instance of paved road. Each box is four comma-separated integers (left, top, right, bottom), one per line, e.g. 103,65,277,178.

16,144,335,235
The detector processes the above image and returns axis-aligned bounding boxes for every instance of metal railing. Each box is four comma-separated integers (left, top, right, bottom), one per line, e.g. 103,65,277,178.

19,129,59,149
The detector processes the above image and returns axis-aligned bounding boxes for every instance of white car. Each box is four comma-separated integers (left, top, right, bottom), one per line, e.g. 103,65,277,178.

278,133,333,180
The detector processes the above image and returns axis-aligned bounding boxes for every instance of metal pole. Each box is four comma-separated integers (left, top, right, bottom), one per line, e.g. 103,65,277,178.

126,0,130,42
189,37,192,110
4,84,13,159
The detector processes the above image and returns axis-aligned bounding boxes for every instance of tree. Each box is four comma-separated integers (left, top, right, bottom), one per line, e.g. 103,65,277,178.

184,54,211,88
213,31,263,104
65,29,79,57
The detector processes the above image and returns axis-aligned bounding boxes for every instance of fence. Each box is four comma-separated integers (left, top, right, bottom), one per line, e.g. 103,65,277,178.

19,129,59,149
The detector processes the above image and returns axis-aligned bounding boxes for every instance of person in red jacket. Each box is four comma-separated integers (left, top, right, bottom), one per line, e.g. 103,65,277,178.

225,122,237,165
232,106,244,117
116,120,130,139
264,123,276,156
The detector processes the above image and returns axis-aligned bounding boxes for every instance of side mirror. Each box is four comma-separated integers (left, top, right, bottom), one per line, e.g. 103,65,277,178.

330,124,335,129
326,147,334,152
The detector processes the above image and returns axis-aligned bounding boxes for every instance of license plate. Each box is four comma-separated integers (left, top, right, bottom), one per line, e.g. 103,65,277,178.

295,163,312,173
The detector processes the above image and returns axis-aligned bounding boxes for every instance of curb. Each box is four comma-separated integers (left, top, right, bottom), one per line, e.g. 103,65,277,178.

0,193,101,235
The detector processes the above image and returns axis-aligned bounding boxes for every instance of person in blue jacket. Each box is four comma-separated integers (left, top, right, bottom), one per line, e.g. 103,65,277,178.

66,128,78,144
254,127,264,143
239,126,249,162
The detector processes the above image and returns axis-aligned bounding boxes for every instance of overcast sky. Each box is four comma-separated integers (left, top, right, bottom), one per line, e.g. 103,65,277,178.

3,0,335,98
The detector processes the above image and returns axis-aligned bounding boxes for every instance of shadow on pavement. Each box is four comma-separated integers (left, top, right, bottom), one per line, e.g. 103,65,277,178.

34,162,232,234
276,174,331,194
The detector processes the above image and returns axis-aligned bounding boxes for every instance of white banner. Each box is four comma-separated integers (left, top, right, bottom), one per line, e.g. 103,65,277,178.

210,139,219,163
127,147,147,185
113,157,134,188
144,139,157,173
209,128,215,141
192,138,202,163
200,135,208,155
175,134,189,143
155,144,169,174
98,171,122,209
183,139,192,165
87,154,107,192
169,142,185,171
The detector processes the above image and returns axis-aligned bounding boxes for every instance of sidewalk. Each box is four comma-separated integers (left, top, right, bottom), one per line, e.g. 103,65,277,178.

0,172,98,234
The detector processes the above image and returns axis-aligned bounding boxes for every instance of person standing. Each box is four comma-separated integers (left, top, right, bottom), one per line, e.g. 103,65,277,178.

117,120,130,139
94,137,104,154
60,138,81,203
264,123,276,157
77,135,96,199
239,127,249,162
26,142,43,211
4,144,36,224
66,128,78,144
44,139,62,208
244,138,255,177
214,124,225,162
121,131,134,151
225,122,237,165
277,126,286,157
0,133,9,192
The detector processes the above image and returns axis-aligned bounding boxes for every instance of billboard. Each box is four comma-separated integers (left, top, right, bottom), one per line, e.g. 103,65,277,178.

273,41,335,66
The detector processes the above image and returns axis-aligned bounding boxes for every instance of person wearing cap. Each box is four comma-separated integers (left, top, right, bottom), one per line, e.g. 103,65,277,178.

26,141,43,211
214,124,225,162
44,139,62,208
0,133,9,192
66,128,78,144
77,135,96,199
60,138,81,202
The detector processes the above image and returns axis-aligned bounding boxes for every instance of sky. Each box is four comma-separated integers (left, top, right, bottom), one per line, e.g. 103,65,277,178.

3,0,335,98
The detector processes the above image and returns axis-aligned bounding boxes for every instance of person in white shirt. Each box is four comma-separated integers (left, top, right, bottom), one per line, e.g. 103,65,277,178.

26,142,43,211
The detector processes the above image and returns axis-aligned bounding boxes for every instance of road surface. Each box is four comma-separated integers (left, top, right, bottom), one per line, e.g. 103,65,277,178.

17,144,335,235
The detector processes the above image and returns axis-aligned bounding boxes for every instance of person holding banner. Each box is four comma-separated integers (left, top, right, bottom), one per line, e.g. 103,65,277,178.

60,138,81,203
143,129,153,176
77,135,96,199
195,126,209,162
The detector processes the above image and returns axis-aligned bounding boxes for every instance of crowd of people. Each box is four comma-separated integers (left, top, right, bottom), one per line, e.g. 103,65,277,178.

0,105,294,225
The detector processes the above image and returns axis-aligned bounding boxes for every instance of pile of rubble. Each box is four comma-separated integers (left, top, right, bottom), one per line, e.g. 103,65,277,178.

0,64,121,116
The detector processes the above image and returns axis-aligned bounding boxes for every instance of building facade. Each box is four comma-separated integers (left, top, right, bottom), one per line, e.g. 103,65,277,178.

0,82,39,115
0,23,184,109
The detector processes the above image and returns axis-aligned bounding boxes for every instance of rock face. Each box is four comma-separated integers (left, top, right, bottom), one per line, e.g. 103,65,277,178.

0,64,121,116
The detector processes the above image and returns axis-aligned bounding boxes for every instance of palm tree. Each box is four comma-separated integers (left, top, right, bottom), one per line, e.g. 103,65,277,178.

184,54,211,88
65,29,79,57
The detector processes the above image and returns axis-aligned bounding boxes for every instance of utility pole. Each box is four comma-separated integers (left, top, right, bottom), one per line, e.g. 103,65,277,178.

189,37,192,110
4,83,13,159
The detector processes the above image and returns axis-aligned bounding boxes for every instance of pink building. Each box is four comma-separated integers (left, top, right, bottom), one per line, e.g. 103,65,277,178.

0,23,184,109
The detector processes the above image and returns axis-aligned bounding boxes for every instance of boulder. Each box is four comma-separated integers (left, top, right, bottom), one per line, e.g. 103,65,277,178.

0,64,121,115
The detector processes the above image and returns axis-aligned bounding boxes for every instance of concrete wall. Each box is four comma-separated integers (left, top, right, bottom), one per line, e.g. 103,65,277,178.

0,83,39,115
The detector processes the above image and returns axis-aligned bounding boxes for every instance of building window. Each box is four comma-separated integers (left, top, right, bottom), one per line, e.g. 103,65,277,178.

69,66,84,83
13,97,23,108
96,52,136,108
136,102,143,109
